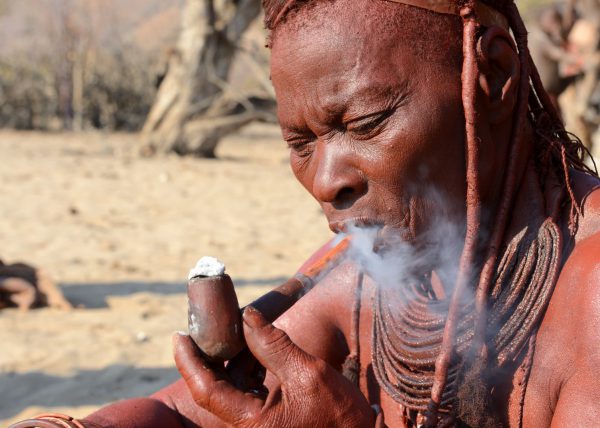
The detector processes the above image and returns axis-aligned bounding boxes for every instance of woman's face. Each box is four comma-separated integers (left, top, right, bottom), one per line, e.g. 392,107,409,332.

270,0,467,243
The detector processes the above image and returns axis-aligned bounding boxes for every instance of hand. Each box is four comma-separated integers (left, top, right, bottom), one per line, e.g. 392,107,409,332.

173,306,375,428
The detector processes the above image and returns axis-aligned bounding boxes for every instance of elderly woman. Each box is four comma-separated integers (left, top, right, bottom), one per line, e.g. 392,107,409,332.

12,0,600,426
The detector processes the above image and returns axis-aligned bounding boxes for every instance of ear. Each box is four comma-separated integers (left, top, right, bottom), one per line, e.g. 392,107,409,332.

477,26,520,124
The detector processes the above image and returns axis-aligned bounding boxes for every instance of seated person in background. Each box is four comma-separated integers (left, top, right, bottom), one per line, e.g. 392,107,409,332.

560,14,600,155
0,260,71,310
11,0,600,426
529,5,580,111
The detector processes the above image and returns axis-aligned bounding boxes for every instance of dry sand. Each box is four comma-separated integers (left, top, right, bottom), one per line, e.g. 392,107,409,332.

0,124,332,425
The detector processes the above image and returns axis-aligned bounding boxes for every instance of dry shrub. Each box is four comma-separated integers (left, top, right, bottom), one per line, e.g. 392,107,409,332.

0,58,57,129
0,46,157,131
83,49,156,131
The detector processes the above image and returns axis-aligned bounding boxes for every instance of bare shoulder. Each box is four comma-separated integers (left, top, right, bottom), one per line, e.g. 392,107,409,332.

556,172,600,344
557,230,600,323
527,179,600,416
274,248,360,367
550,171,600,344
529,230,600,424
541,227,600,358
524,225,599,427
573,171,600,242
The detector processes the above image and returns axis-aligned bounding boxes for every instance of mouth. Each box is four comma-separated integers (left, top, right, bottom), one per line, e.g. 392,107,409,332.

329,217,384,234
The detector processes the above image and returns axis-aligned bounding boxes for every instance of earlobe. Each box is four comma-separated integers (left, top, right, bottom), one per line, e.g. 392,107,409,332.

476,26,520,124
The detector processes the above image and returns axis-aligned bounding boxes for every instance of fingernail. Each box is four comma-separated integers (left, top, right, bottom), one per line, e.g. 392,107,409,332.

243,306,267,329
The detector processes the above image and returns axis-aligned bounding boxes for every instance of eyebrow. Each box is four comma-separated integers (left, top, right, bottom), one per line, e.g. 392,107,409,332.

280,81,410,132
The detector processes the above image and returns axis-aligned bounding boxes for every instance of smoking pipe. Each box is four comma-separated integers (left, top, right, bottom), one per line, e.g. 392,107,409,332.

249,236,351,322
188,272,245,361
187,237,351,362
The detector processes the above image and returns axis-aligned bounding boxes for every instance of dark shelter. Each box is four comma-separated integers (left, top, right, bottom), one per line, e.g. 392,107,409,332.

11,0,600,427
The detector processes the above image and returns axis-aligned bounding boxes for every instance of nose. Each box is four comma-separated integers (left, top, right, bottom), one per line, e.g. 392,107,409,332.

311,141,367,209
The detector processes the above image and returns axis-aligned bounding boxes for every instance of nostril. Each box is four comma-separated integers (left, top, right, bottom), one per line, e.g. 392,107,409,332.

337,187,355,200
333,186,357,209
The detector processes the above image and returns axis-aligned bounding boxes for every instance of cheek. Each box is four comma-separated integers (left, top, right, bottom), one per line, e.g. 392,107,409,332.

401,89,465,183
359,116,443,187
423,103,465,185
360,86,465,211
409,90,467,221
289,152,314,194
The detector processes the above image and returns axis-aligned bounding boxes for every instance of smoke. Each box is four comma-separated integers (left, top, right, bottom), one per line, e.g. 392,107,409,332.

339,217,465,297
332,194,522,424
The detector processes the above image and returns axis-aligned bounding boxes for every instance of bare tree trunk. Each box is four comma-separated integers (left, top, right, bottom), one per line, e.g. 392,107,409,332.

142,0,273,158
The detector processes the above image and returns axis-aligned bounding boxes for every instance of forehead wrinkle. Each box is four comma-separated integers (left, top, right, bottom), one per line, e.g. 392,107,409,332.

277,59,410,132
272,0,463,73
315,77,354,119
319,52,410,121
272,0,440,131
316,33,400,123
275,41,363,129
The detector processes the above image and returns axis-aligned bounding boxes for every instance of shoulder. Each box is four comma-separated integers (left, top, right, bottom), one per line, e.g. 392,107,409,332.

558,231,600,316
274,239,361,367
573,170,600,242
538,227,600,373
290,237,361,333
547,219,600,344
528,225,600,418
534,169,600,372
539,170,600,329
529,230,600,423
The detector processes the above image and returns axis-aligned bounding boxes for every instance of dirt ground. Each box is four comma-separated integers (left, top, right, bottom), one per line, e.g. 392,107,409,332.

0,124,332,425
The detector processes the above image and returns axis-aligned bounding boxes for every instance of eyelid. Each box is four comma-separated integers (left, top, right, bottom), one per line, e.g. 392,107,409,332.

345,110,389,126
344,109,394,135
283,131,315,154
288,140,315,158
282,127,315,141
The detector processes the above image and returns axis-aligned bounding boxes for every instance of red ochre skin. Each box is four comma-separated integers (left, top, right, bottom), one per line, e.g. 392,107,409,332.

32,0,600,426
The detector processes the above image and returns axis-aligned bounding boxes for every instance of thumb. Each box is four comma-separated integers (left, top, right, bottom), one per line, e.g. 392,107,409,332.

242,306,313,381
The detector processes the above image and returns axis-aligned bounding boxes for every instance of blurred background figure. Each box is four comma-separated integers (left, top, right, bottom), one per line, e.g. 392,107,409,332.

0,260,71,310
529,2,578,111
561,0,600,159
528,0,600,161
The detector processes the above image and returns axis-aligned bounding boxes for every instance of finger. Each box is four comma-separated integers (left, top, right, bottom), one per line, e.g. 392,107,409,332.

242,306,314,382
173,332,263,424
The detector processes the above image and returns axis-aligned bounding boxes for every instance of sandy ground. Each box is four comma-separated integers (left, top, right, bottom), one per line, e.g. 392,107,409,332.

0,124,332,425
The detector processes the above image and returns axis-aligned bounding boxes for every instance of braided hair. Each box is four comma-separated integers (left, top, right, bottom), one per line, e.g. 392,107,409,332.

263,0,599,426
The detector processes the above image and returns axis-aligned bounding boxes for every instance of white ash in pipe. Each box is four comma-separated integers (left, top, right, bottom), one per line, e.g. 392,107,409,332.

188,256,226,279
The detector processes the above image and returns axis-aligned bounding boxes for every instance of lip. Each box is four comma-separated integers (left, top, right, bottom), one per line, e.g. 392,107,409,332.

329,217,383,233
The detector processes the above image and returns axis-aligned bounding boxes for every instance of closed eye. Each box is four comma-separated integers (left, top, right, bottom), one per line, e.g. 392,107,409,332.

345,109,393,138
285,135,316,158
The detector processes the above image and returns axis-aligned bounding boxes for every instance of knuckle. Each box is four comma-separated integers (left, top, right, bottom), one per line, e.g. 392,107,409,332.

262,328,290,350
263,330,296,360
